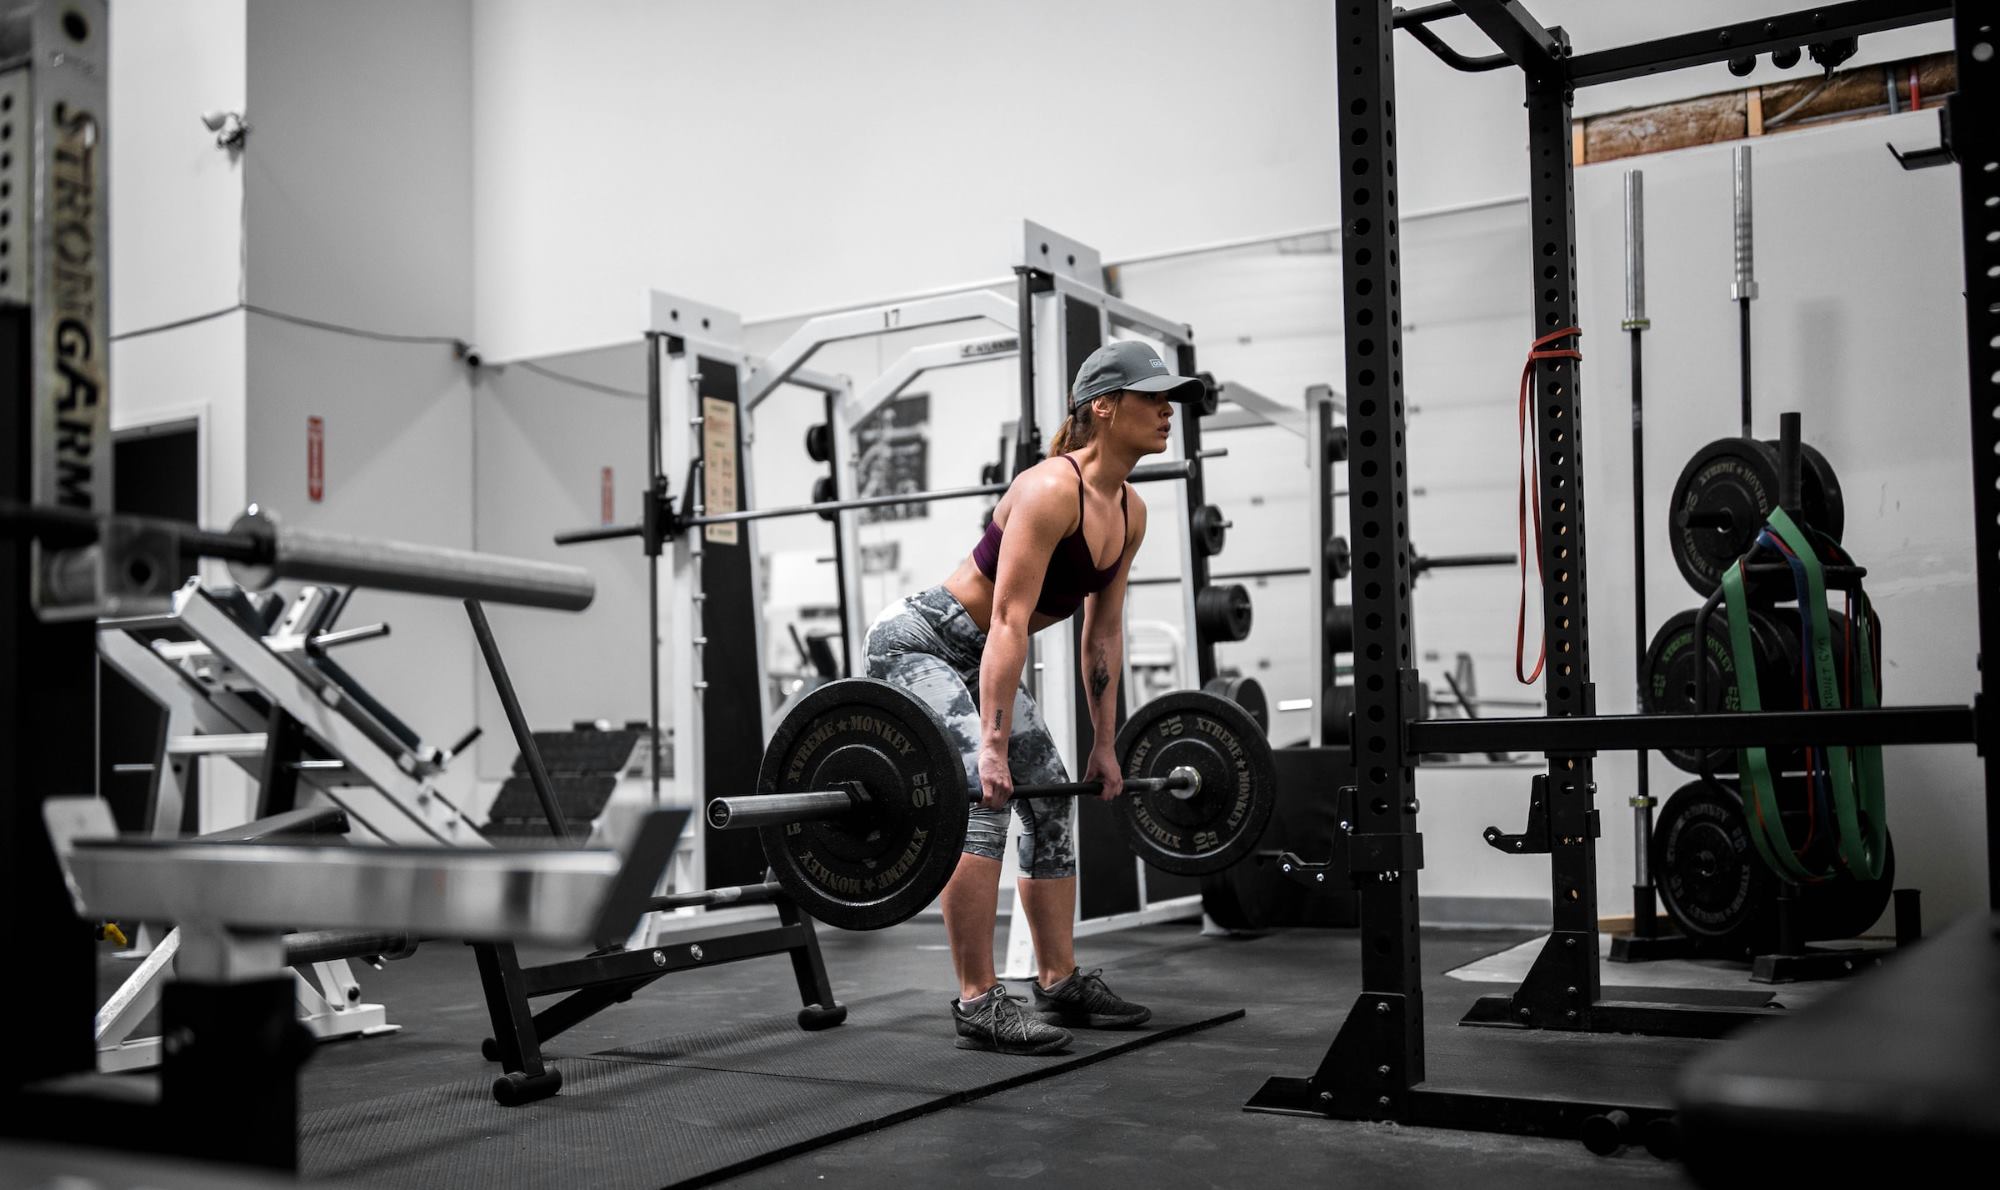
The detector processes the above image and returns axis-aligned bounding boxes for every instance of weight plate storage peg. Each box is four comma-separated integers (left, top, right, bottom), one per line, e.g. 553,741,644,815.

754,680,970,931
1325,535,1351,580
1111,690,1276,876
1191,504,1229,558
1322,681,1357,744
1195,583,1254,642
1324,604,1354,654
1195,371,1222,417
804,422,833,463
1203,674,1269,735
1794,441,1846,545
1325,424,1349,463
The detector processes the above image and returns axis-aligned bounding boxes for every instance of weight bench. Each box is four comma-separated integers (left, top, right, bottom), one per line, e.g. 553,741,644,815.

40,798,680,1171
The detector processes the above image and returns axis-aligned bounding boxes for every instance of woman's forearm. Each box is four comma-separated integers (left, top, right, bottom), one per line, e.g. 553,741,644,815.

1082,630,1123,753
979,625,1031,749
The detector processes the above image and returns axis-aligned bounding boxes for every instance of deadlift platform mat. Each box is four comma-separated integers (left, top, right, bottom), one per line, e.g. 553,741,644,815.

301,989,1245,1190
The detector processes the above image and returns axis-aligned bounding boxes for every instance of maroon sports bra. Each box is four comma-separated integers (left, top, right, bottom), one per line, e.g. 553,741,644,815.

970,455,1128,620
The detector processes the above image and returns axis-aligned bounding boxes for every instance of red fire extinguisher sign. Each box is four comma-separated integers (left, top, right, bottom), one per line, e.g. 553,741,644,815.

307,416,325,502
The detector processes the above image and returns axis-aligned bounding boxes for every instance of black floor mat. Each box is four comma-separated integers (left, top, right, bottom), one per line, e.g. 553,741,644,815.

301,989,1244,1190
1456,981,1782,1009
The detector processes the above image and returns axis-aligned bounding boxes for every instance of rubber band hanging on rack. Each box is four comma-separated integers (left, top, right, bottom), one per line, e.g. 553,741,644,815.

1515,326,1582,685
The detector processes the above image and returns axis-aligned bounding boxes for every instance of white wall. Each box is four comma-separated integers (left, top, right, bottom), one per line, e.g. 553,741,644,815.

469,0,1344,359
470,344,653,785
243,317,479,805
233,0,482,805
467,1,1950,362
243,0,473,334
109,0,245,337
108,0,246,522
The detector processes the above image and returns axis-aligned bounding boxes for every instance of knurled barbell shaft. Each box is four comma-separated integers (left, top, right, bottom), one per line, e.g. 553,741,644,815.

706,773,1195,832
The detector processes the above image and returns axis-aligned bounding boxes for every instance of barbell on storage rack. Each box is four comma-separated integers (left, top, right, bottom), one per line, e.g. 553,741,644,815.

700,679,1277,931
555,452,1229,547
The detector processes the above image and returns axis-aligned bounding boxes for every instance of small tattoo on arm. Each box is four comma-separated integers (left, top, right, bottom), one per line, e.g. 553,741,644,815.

1090,645,1111,703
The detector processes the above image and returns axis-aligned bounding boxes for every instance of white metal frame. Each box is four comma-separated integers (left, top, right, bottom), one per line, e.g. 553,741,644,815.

645,292,782,933
739,290,1019,677
1003,222,1212,977
847,334,1020,426
745,290,1020,412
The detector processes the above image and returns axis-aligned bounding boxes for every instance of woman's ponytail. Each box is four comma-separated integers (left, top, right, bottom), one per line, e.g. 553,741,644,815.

1047,392,1124,456
1048,407,1085,455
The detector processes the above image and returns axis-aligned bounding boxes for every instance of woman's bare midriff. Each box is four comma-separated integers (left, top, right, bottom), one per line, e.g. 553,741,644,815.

942,556,1067,636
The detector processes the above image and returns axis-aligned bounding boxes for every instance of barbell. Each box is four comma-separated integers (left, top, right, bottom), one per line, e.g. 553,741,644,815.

702,679,1277,930
555,455,1226,547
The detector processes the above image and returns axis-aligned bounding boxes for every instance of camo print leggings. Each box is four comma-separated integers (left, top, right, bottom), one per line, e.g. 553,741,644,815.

863,585,1075,878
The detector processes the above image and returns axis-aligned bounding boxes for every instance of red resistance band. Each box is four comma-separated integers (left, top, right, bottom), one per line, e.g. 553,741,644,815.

1516,327,1582,685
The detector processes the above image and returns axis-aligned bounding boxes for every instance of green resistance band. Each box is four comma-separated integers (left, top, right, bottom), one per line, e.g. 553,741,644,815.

1721,507,1885,883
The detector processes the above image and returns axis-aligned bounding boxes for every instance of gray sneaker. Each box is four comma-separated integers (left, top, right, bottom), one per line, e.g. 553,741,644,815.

951,985,1073,1055
1031,968,1152,1029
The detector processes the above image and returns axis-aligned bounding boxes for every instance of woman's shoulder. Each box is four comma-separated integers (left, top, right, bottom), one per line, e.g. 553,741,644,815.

1013,456,1081,499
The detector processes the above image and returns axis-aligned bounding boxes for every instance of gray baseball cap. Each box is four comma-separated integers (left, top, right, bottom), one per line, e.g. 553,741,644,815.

1070,340,1205,409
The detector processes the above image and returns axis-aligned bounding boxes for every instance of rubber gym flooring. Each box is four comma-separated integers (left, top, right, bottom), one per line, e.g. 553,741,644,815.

98,917,1733,1187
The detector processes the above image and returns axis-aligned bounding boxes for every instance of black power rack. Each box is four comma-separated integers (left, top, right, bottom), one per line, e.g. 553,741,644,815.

1245,0,1992,1151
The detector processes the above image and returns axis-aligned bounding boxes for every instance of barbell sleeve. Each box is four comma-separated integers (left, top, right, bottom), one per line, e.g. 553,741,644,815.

707,789,862,831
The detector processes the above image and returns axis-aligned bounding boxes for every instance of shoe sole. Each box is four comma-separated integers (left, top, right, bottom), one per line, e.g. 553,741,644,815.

1034,1007,1152,1029
954,1032,1072,1055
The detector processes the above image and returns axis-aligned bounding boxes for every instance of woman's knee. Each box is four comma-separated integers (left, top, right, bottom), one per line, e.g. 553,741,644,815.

962,806,1009,863
1012,797,1076,879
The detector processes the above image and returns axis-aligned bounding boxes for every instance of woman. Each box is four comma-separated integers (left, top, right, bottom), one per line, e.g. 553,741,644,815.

863,340,1203,1055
